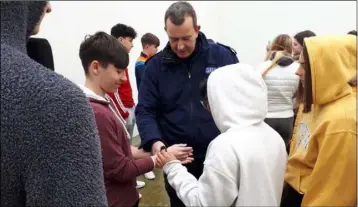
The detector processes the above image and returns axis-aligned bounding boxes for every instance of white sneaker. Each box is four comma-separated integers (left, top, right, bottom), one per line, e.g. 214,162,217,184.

138,193,142,199
136,180,145,189
144,171,156,180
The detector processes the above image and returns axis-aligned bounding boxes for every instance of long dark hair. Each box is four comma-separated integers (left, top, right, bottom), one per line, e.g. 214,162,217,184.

302,44,313,113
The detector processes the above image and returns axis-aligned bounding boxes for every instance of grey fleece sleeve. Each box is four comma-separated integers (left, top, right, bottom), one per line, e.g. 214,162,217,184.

24,83,108,206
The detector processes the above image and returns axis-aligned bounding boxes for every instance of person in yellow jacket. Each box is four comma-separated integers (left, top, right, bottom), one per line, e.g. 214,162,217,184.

281,34,357,207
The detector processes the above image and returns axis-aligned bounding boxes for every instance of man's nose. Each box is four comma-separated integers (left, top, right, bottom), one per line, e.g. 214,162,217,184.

177,41,185,50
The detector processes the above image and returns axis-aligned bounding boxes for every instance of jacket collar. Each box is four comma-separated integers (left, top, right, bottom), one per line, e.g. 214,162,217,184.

140,51,148,59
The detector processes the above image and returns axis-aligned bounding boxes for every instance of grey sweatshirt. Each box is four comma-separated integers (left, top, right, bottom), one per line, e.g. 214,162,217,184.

1,2,108,206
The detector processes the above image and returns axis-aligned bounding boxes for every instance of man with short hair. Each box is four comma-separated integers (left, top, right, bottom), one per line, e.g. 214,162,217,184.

135,1,239,206
78,31,156,207
135,33,160,90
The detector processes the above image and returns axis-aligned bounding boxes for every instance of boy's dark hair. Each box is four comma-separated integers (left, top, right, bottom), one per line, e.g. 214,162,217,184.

110,23,137,39
165,1,197,28
347,30,357,36
294,30,316,46
79,31,129,75
141,33,160,48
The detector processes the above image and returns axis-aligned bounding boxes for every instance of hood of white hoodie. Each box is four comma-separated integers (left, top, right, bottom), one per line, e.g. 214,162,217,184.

207,63,268,133
77,84,108,102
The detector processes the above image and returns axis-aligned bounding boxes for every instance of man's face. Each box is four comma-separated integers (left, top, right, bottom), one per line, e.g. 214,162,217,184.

89,61,127,93
293,38,303,56
145,44,159,57
119,37,134,53
165,16,199,59
32,1,52,35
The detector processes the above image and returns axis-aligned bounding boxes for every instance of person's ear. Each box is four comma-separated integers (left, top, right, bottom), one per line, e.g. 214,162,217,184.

90,60,100,76
118,37,123,43
195,25,201,33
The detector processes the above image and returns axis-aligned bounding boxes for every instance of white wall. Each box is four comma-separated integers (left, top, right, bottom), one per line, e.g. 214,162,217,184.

215,1,356,67
35,1,356,137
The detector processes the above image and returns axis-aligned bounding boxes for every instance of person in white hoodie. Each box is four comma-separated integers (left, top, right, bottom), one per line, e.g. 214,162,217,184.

156,63,287,206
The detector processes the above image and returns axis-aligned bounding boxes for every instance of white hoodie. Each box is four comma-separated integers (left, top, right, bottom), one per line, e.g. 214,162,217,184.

163,63,287,206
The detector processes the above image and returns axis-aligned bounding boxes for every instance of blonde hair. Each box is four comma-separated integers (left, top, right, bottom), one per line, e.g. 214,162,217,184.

262,51,292,76
265,34,293,61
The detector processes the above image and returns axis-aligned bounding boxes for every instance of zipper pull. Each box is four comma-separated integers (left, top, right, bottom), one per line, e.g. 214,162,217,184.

188,72,191,78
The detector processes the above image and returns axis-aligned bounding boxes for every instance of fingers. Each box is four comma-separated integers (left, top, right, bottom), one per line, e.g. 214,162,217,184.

181,157,194,164
157,151,165,160
173,143,187,147
156,153,165,168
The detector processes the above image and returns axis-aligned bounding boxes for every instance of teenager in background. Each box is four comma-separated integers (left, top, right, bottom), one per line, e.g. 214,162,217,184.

107,23,137,143
78,31,157,207
282,35,357,207
292,30,316,60
156,63,287,206
106,23,148,191
1,1,107,205
264,34,293,61
135,2,239,206
134,32,160,181
135,33,160,90
257,34,299,151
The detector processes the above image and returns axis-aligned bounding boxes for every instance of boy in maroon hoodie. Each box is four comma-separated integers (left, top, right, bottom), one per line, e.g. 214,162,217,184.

78,31,156,207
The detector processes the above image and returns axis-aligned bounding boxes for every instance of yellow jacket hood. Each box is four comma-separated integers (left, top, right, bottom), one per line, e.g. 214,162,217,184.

305,35,356,105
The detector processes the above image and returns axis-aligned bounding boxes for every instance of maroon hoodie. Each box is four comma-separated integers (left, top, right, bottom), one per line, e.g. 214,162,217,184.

89,97,154,207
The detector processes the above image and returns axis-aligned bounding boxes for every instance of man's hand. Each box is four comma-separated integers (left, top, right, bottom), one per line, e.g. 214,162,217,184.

167,144,194,164
151,141,166,155
156,151,177,169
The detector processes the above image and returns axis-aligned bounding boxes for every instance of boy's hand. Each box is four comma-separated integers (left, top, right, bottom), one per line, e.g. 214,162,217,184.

156,151,177,169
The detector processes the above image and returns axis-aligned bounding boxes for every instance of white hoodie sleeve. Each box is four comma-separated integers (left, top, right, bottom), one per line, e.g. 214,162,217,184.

163,140,239,206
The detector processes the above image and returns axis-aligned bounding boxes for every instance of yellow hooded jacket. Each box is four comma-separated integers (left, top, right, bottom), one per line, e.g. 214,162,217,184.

285,35,357,206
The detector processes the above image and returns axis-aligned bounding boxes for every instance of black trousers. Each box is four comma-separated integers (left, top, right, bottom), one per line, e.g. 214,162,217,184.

164,157,205,207
280,183,303,207
264,117,294,153
132,199,139,207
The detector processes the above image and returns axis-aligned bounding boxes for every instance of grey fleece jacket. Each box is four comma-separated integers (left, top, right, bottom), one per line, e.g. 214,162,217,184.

1,2,108,206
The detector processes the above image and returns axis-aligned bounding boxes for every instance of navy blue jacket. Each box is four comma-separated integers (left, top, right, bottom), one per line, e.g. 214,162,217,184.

135,32,239,158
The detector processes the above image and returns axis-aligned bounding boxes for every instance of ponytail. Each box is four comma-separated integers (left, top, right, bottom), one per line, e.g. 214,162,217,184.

262,51,294,76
